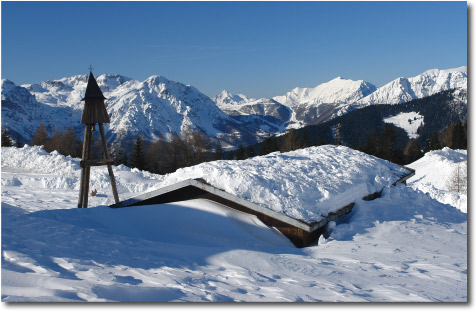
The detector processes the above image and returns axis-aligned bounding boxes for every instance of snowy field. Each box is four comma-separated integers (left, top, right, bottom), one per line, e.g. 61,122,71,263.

1,145,467,302
383,111,424,139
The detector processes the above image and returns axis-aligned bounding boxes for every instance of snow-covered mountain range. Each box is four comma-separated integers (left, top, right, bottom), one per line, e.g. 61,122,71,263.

2,75,283,149
1,66,466,148
216,66,467,128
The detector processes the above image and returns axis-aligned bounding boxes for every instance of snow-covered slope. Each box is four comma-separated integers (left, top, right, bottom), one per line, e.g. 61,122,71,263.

407,148,467,213
1,145,467,302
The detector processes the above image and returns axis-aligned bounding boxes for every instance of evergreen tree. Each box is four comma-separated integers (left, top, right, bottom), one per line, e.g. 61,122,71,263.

214,143,224,160
403,139,423,164
31,123,48,146
145,139,163,173
281,129,298,152
318,135,326,146
129,136,146,170
299,131,310,149
259,133,279,155
378,125,403,164
360,133,377,156
424,132,441,152
15,135,22,148
113,148,126,166
235,144,246,160
452,121,466,149
244,145,256,159
1,127,14,147
442,122,455,148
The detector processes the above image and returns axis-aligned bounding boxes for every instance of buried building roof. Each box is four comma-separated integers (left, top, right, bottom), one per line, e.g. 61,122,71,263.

111,145,414,247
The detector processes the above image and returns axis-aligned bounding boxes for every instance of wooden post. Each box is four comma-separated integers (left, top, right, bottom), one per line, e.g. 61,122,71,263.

77,125,89,208
99,123,120,204
82,125,92,208
78,124,93,208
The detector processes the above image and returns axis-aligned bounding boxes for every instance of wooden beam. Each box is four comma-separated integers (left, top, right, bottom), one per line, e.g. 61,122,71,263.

99,123,120,204
80,159,114,167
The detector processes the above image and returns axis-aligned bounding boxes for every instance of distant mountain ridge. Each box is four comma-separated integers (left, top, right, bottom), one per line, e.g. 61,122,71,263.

1,66,467,149
215,66,467,128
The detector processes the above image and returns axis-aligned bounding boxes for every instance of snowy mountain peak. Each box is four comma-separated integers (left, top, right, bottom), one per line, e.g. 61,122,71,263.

353,66,467,107
273,77,376,107
213,90,251,107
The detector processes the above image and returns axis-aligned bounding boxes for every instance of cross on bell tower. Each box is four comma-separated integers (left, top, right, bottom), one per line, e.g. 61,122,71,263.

77,68,120,208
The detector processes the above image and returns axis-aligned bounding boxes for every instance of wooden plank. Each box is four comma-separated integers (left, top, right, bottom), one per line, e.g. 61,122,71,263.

99,123,120,204
80,159,114,167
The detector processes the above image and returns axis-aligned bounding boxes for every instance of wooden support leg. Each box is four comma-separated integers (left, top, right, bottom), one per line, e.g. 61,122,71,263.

78,125,91,208
99,123,120,204
83,125,93,208
80,125,93,208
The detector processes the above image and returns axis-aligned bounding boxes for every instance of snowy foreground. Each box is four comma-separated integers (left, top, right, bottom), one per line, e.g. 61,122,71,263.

1,145,467,302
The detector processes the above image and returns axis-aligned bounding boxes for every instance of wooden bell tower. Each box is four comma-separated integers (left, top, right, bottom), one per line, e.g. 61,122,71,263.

77,69,120,208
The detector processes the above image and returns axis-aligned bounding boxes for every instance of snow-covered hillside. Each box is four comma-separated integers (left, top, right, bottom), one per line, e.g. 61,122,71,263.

407,148,467,213
1,145,467,302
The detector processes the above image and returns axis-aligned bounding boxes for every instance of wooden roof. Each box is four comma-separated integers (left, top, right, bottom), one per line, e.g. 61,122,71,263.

82,72,106,101
80,71,110,124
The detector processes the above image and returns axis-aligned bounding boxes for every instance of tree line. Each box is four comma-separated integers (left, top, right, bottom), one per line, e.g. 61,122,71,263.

1,116,467,175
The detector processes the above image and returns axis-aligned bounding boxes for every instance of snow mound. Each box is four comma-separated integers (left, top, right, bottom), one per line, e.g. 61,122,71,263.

1,145,80,174
1,145,164,211
155,145,409,223
407,148,467,212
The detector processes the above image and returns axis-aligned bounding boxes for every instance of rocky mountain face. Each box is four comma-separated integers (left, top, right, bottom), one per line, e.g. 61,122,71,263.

1,66,467,150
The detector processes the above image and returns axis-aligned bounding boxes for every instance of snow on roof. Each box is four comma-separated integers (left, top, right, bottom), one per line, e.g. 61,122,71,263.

152,145,410,224
1,144,410,224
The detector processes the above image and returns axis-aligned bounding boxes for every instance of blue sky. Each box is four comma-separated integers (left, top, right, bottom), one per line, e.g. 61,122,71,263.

1,1,467,98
